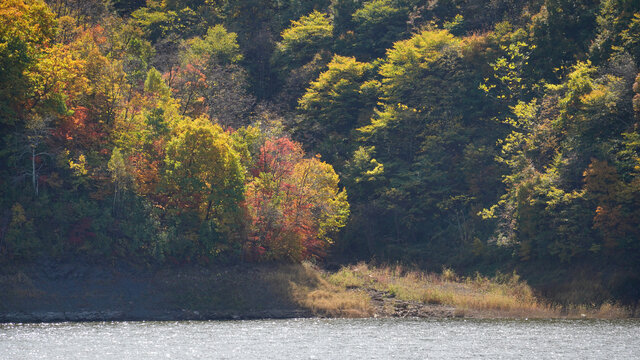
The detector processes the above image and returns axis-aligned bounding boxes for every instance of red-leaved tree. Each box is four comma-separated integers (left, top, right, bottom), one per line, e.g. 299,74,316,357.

244,137,349,262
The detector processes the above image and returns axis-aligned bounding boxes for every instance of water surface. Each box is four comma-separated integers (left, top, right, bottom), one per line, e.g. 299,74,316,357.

1,318,638,359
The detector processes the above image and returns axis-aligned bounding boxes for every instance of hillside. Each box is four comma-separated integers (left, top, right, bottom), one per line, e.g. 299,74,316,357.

1,0,639,307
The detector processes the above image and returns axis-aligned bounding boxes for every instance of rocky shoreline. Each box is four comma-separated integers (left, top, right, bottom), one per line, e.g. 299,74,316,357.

366,289,459,318
0,301,460,323
0,309,315,323
0,305,458,323
0,261,316,323
0,260,467,323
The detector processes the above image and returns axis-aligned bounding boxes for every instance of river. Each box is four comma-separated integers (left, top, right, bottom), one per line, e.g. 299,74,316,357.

1,318,638,359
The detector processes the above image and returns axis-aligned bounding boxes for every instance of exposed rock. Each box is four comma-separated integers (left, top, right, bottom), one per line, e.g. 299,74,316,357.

366,289,456,318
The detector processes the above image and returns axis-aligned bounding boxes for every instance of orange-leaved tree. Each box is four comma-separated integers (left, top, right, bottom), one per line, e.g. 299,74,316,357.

245,137,349,262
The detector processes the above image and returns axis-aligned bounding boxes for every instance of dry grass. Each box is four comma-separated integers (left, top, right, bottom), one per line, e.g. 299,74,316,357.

287,263,373,317
250,262,373,317
159,263,373,317
563,303,631,319
327,263,632,319
4,262,629,320
296,287,373,318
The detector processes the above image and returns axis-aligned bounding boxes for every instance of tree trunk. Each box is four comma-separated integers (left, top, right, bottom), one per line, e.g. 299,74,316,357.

205,198,213,221
32,148,38,196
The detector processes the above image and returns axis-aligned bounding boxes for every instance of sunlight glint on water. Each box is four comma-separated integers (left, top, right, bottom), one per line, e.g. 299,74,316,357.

1,318,639,359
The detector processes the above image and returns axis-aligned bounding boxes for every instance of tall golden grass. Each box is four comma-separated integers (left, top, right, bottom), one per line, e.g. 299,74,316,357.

326,263,632,319
281,263,373,318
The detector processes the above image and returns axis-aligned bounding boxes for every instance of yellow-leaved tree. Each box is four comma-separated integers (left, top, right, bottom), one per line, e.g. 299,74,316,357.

162,116,245,258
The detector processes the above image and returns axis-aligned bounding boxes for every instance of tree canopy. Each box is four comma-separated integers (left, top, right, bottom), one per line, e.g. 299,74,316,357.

1,0,640,305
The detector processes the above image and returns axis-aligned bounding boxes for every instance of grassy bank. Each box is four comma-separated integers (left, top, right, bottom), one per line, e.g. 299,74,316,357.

323,263,633,319
0,261,374,321
1,261,633,321
161,262,374,318
283,263,373,318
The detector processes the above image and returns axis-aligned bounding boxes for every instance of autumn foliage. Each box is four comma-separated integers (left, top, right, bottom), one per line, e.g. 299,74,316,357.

2,0,640,306
245,138,349,261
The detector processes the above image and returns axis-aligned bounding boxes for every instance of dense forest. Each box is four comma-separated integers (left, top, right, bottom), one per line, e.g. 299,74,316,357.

1,0,639,304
